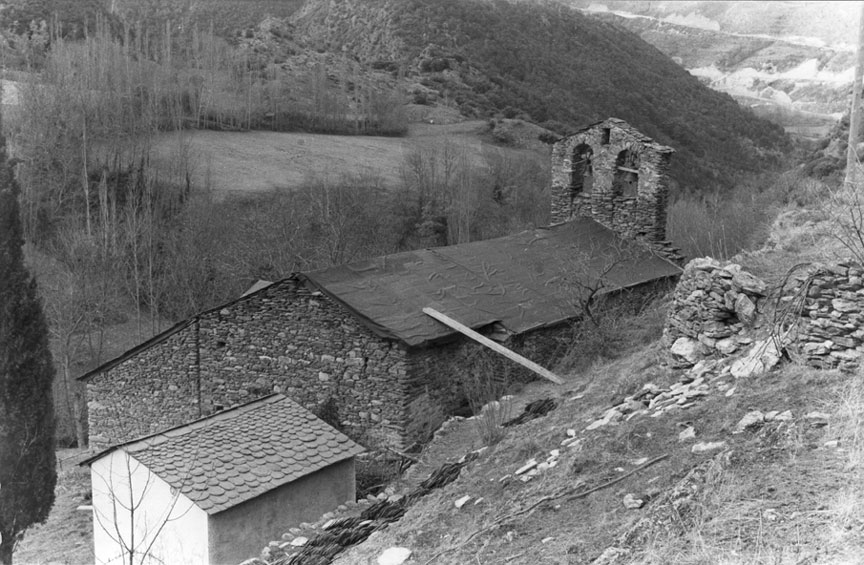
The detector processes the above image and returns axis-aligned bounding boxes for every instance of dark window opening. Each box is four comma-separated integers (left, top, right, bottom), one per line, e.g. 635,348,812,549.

601,128,611,145
570,143,594,212
216,340,227,348
613,149,640,197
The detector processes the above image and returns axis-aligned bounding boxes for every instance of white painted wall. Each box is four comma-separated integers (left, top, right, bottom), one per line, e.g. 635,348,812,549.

90,451,209,565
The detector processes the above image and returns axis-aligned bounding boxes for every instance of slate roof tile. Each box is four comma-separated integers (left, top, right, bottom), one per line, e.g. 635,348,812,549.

305,217,682,346
87,394,363,515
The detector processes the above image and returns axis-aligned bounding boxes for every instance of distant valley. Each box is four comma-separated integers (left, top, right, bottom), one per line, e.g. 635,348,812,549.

566,1,857,139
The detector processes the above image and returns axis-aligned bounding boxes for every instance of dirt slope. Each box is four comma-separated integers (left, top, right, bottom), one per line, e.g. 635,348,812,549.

328,358,860,564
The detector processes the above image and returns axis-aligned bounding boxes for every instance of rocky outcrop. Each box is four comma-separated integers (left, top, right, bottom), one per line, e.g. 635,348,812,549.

664,257,767,365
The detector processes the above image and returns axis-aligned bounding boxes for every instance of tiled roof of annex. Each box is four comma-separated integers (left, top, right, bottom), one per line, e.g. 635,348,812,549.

82,394,363,514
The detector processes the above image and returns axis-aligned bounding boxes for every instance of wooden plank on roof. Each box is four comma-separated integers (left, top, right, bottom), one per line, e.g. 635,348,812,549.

616,166,639,174
422,307,564,385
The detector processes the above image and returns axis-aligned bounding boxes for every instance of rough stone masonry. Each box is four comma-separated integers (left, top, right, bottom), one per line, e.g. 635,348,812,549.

85,276,570,451
551,117,683,264
781,261,864,371
664,257,766,364
665,257,864,373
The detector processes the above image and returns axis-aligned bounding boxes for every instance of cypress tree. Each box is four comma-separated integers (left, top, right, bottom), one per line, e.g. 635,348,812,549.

0,127,57,564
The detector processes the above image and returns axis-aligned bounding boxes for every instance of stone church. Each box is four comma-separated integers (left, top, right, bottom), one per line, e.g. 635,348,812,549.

81,118,682,450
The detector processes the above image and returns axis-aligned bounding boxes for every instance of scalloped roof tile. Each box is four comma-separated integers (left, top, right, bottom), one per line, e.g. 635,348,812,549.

83,394,363,515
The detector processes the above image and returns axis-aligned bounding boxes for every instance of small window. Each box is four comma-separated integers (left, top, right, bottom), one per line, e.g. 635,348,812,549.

216,340,227,348
601,128,611,145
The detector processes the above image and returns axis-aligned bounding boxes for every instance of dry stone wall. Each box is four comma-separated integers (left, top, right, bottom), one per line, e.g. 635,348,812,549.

87,323,202,449
664,257,864,374
197,278,412,448
782,262,864,371
664,257,767,364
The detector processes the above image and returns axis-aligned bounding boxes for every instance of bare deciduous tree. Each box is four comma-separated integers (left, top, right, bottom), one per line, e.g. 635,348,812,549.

90,450,197,565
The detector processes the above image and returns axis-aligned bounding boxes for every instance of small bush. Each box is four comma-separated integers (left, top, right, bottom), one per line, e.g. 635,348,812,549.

491,128,515,146
511,437,544,462
355,453,402,499
314,396,343,432
473,398,512,447
823,168,864,264
462,350,515,446
555,287,668,377
352,427,406,498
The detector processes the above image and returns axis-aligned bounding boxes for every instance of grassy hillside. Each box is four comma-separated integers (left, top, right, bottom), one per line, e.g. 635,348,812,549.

148,121,547,197
292,0,791,193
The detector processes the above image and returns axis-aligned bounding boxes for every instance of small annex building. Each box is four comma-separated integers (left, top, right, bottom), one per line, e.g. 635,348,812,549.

81,118,683,452
82,394,362,565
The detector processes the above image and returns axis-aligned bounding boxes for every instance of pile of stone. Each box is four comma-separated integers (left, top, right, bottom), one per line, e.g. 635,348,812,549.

584,332,793,434
583,369,718,432
664,257,768,365
502,398,557,427
498,448,562,484
781,262,864,371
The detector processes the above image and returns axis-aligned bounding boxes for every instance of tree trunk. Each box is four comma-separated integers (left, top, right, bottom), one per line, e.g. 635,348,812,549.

82,115,91,237
61,352,75,444
59,350,86,447
0,537,13,565
72,385,87,449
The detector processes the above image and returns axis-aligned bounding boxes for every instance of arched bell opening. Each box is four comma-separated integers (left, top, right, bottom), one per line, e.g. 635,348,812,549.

613,149,640,197
570,143,594,207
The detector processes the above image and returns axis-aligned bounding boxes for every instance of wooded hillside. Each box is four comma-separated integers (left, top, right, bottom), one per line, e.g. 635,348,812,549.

293,0,791,192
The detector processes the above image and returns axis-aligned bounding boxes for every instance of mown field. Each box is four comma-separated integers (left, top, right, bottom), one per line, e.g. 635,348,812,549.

146,120,549,197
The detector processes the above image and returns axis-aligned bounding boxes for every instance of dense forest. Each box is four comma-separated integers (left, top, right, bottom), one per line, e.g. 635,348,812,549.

0,0,305,38
293,0,791,192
